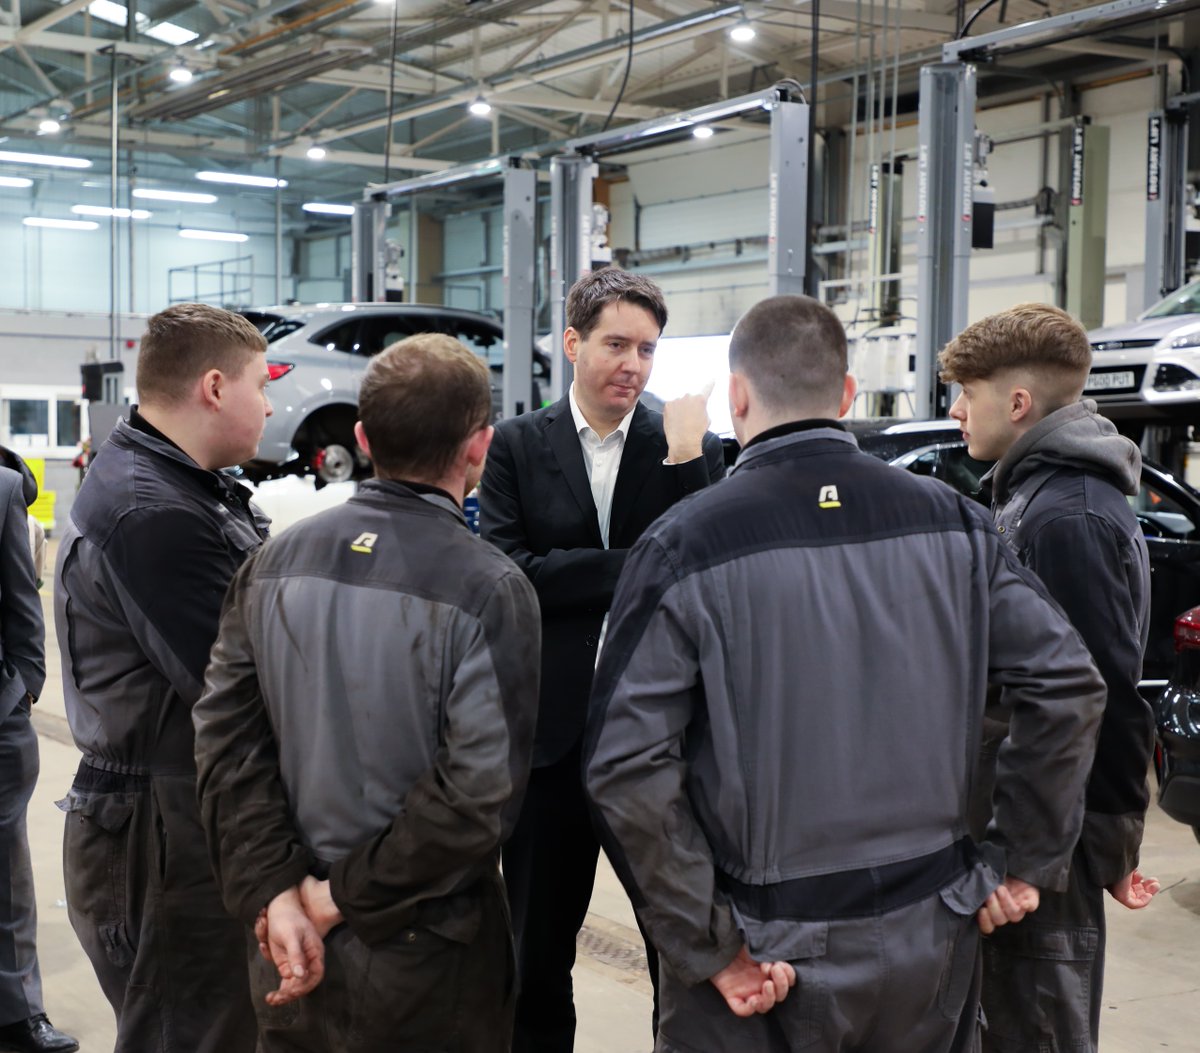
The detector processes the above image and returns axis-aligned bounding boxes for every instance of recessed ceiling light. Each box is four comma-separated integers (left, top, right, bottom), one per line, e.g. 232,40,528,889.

132,188,217,204
196,171,287,189
468,95,492,117
730,21,756,42
0,150,91,169
38,118,61,135
72,205,153,219
179,228,249,242
302,202,355,216
0,176,33,188
306,145,327,161
693,125,715,139
23,217,100,230
169,65,194,84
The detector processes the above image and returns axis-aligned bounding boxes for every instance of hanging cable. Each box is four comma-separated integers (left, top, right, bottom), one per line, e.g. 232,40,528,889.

957,0,1005,40
383,0,401,183
601,0,635,132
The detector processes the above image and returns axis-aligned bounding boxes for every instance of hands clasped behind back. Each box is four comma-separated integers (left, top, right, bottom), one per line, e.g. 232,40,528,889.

255,876,346,1006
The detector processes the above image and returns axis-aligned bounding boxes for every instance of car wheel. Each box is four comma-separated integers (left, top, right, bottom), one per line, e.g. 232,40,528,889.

313,443,356,485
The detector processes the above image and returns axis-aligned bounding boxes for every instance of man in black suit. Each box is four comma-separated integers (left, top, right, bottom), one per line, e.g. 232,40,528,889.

479,269,725,1052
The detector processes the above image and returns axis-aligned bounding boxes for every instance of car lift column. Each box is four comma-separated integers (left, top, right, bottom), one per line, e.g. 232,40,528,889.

503,161,537,417
1145,105,1189,308
1065,118,1110,329
768,98,811,296
351,198,390,303
549,154,596,400
915,62,976,419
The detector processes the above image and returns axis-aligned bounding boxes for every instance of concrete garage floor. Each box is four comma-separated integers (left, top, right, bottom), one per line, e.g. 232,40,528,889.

25,526,1200,1051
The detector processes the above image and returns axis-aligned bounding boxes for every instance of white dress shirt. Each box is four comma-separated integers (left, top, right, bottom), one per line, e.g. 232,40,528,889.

569,384,635,549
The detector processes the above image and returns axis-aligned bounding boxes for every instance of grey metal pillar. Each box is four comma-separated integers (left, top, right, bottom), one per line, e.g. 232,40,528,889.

1144,108,1188,308
503,162,536,417
549,154,596,400
1065,119,1109,329
767,99,810,296
351,199,390,303
915,62,976,419
867,161,904,326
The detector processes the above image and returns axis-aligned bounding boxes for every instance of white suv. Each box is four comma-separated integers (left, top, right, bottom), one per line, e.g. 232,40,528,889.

1086,279,1200,423
239,302,549,486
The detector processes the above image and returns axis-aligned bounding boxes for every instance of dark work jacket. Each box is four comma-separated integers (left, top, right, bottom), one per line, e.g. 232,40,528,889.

986,401,1152,889
478,396,725,767
54,417,270,774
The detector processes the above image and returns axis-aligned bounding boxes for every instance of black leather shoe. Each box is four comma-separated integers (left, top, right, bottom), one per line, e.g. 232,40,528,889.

0,1015,79,1053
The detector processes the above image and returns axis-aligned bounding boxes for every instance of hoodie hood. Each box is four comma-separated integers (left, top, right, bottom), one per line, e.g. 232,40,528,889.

989,399,1140,504
0,445,37,507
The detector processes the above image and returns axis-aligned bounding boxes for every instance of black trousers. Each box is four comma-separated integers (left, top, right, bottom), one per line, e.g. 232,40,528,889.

60,767,257,1053
503,744,659,1053
251,871,516,1053
980,845,1105,1053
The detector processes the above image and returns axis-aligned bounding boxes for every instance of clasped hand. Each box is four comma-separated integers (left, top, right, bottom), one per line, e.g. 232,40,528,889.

254,875,345,1006
709,946,798,1018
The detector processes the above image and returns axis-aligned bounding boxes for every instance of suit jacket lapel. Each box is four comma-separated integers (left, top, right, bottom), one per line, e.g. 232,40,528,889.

609,404,665,545
543,397,604,546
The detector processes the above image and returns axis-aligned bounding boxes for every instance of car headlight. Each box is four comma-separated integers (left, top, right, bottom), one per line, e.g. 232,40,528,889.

1154,363,1200,392
1170,332,1200,349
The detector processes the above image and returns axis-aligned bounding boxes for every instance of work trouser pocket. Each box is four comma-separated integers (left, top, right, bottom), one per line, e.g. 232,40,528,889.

58,790,137,967
981,923,1098,1052
749,919,830,1050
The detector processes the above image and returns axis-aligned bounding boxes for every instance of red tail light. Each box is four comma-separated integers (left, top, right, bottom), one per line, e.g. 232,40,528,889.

1174,609,1200,652
267,362,294,381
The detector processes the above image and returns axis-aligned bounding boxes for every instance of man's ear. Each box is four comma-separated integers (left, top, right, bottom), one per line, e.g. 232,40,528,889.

838,374,858,418
1010,386,1034,423
465,425,494,468
563,327,581,365
199,368,223,411
353,420,371,458
728,372,750,421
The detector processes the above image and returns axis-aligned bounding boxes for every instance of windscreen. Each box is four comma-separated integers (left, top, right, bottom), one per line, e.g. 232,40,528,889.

1144,280,1200,318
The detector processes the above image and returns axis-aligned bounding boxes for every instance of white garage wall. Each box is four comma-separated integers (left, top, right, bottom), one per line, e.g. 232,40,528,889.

0,179,295,313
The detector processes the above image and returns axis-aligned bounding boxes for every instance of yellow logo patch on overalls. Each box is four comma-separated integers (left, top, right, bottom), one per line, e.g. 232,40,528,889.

350,532,378,554
818,485,841,509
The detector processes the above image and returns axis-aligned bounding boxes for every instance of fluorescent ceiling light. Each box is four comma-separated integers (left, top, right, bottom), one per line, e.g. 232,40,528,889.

0,150,91,169
0,176,33,188
693,125,715,139
302,202,355,216
196,171,287,189
72,204,152,219
38,119,61,135
23,217,99,230
87,2,198,45
132,187,217,204
306,145,327,161
144,22,199,45
468,96,492,117
729,22,756,42
179,228,249,242
169,65,194,84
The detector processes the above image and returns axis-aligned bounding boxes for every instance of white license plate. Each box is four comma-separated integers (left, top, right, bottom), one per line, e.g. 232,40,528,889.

1085,370,1136,391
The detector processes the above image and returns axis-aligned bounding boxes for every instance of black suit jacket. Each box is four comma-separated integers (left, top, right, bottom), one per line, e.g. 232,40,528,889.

479,396,725,767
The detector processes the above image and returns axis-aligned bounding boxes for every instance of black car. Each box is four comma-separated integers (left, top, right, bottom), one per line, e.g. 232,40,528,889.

1155,609,1200,841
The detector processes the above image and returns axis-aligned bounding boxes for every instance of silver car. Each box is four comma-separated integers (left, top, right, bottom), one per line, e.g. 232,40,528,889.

238,302,548,485
1086,279,1200,423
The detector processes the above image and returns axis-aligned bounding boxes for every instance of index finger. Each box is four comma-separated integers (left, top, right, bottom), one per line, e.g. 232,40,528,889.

698,379,715,401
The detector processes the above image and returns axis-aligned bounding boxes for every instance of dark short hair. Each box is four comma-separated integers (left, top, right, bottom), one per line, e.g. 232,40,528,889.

728,295,847,413
358,333,492,480
938,303,1092,391
137,303,266,405
566,268,668,338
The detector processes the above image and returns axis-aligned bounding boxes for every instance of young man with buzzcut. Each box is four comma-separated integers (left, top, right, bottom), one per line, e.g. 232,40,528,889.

941,301,1160,1052
479,268,725,1052
194,334,540,1051
585,293,1109,1052
55,303,272,1051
